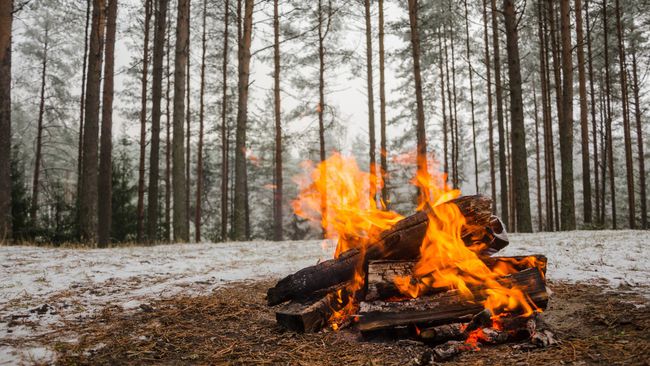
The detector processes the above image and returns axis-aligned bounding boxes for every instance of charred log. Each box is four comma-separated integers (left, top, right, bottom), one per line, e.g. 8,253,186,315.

365,255,546,302
274,282,352,333
358,268,548,335
267,195,496,306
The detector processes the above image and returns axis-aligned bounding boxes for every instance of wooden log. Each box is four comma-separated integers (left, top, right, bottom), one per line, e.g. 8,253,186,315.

358,268,548,336
364,255,547,302
274,282,351,333
464,215,509,255
267,195,495,306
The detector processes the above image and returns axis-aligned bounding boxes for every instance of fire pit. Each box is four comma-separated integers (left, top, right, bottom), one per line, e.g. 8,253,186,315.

267,154,555,362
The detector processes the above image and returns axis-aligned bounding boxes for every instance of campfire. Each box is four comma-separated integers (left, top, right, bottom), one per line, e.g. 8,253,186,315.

267,154,554,361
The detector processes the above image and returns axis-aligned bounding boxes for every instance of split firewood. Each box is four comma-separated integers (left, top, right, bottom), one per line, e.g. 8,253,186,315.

358,268,548,336
274,281,352,333
364,255,547,302
267,195,496,306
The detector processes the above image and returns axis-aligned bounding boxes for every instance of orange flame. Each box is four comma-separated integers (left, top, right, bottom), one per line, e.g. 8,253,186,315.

291,152,541,331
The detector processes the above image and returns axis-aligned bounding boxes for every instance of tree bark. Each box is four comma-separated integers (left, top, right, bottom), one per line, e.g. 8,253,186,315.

603,0,616,229
407,0,427,174
378,0,388,207
232,0,253,241
273,0,283,241
317,0,327,236
503,0,532,232
147,0,169,241
547,0,562,231
537,0,553,231
137,0,152,242
79,0,106,243
443,27,453,183
98,0,118,248
0,0,13,241
220,0,230,241
76,0,91,219
614,0,634,229
482,0,496,214
575,0,592,224
364,0,377,203
585,0,600,224
437,28,449,179
164,17,172,241
31,27,48,224
172,0,190,242
559,0,576,230
185,6,191,236
464,0,478,194
490,0,508,227
195,0,207,242
533,80,543,231
631,49,647,229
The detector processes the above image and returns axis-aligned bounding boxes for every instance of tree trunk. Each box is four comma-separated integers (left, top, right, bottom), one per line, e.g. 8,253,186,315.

575,0,591,224
441,23,456,184
76,0,91,218
603,0,616,229
378,0,388,207
559,0,576,230
532,80,543,231
482,0,496,214
172,0,190,242
614,0,634,229
232,0,253,241
220,0,230,241
147,0,169,242
547,0,562,231
447,5,459,188
164,17,172,241
317,0,327,236
585,0,600,224
98,0,118,248
537,0,553,231
273,0,283,241
490,0,508,227
438,28,449,179
364,0,377,203
503,0,532,232
407,0,427,174
0,0,13,241
137,0,152,242
185,7,191,237
464,0,478,194
79,0,106,243
631,50,647,229
31,27,48,224
195,0,207,242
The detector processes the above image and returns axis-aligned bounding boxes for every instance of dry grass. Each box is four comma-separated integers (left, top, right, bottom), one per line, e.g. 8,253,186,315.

47,281,650,365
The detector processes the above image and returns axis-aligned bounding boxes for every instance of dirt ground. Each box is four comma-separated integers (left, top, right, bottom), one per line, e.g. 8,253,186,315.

41,280,650,365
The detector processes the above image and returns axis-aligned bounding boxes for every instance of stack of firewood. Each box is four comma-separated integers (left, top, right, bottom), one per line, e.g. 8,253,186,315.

267,195,552,359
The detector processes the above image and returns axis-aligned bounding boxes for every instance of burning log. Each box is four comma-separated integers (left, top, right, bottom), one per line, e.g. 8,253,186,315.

275,282,354,333
267,195,497,306
364,255,547,302
357,268,548,336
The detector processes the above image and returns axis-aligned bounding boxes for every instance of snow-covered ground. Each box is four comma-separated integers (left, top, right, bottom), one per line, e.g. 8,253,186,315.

1,230,649,364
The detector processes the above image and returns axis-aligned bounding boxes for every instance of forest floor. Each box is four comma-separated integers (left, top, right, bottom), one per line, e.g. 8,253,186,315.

1,230,649,365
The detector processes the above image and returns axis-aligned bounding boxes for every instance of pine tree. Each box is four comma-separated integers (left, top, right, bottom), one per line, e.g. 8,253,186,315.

195,0,207,242
559,0,576,230
0,0,12,241
98,0,118,247
136,0,152,242
503,0,532,232
147,0,169,241
232,0,254,241
79,0,106,243
172,0,190,242
272,0,283,241
407,0,427,174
